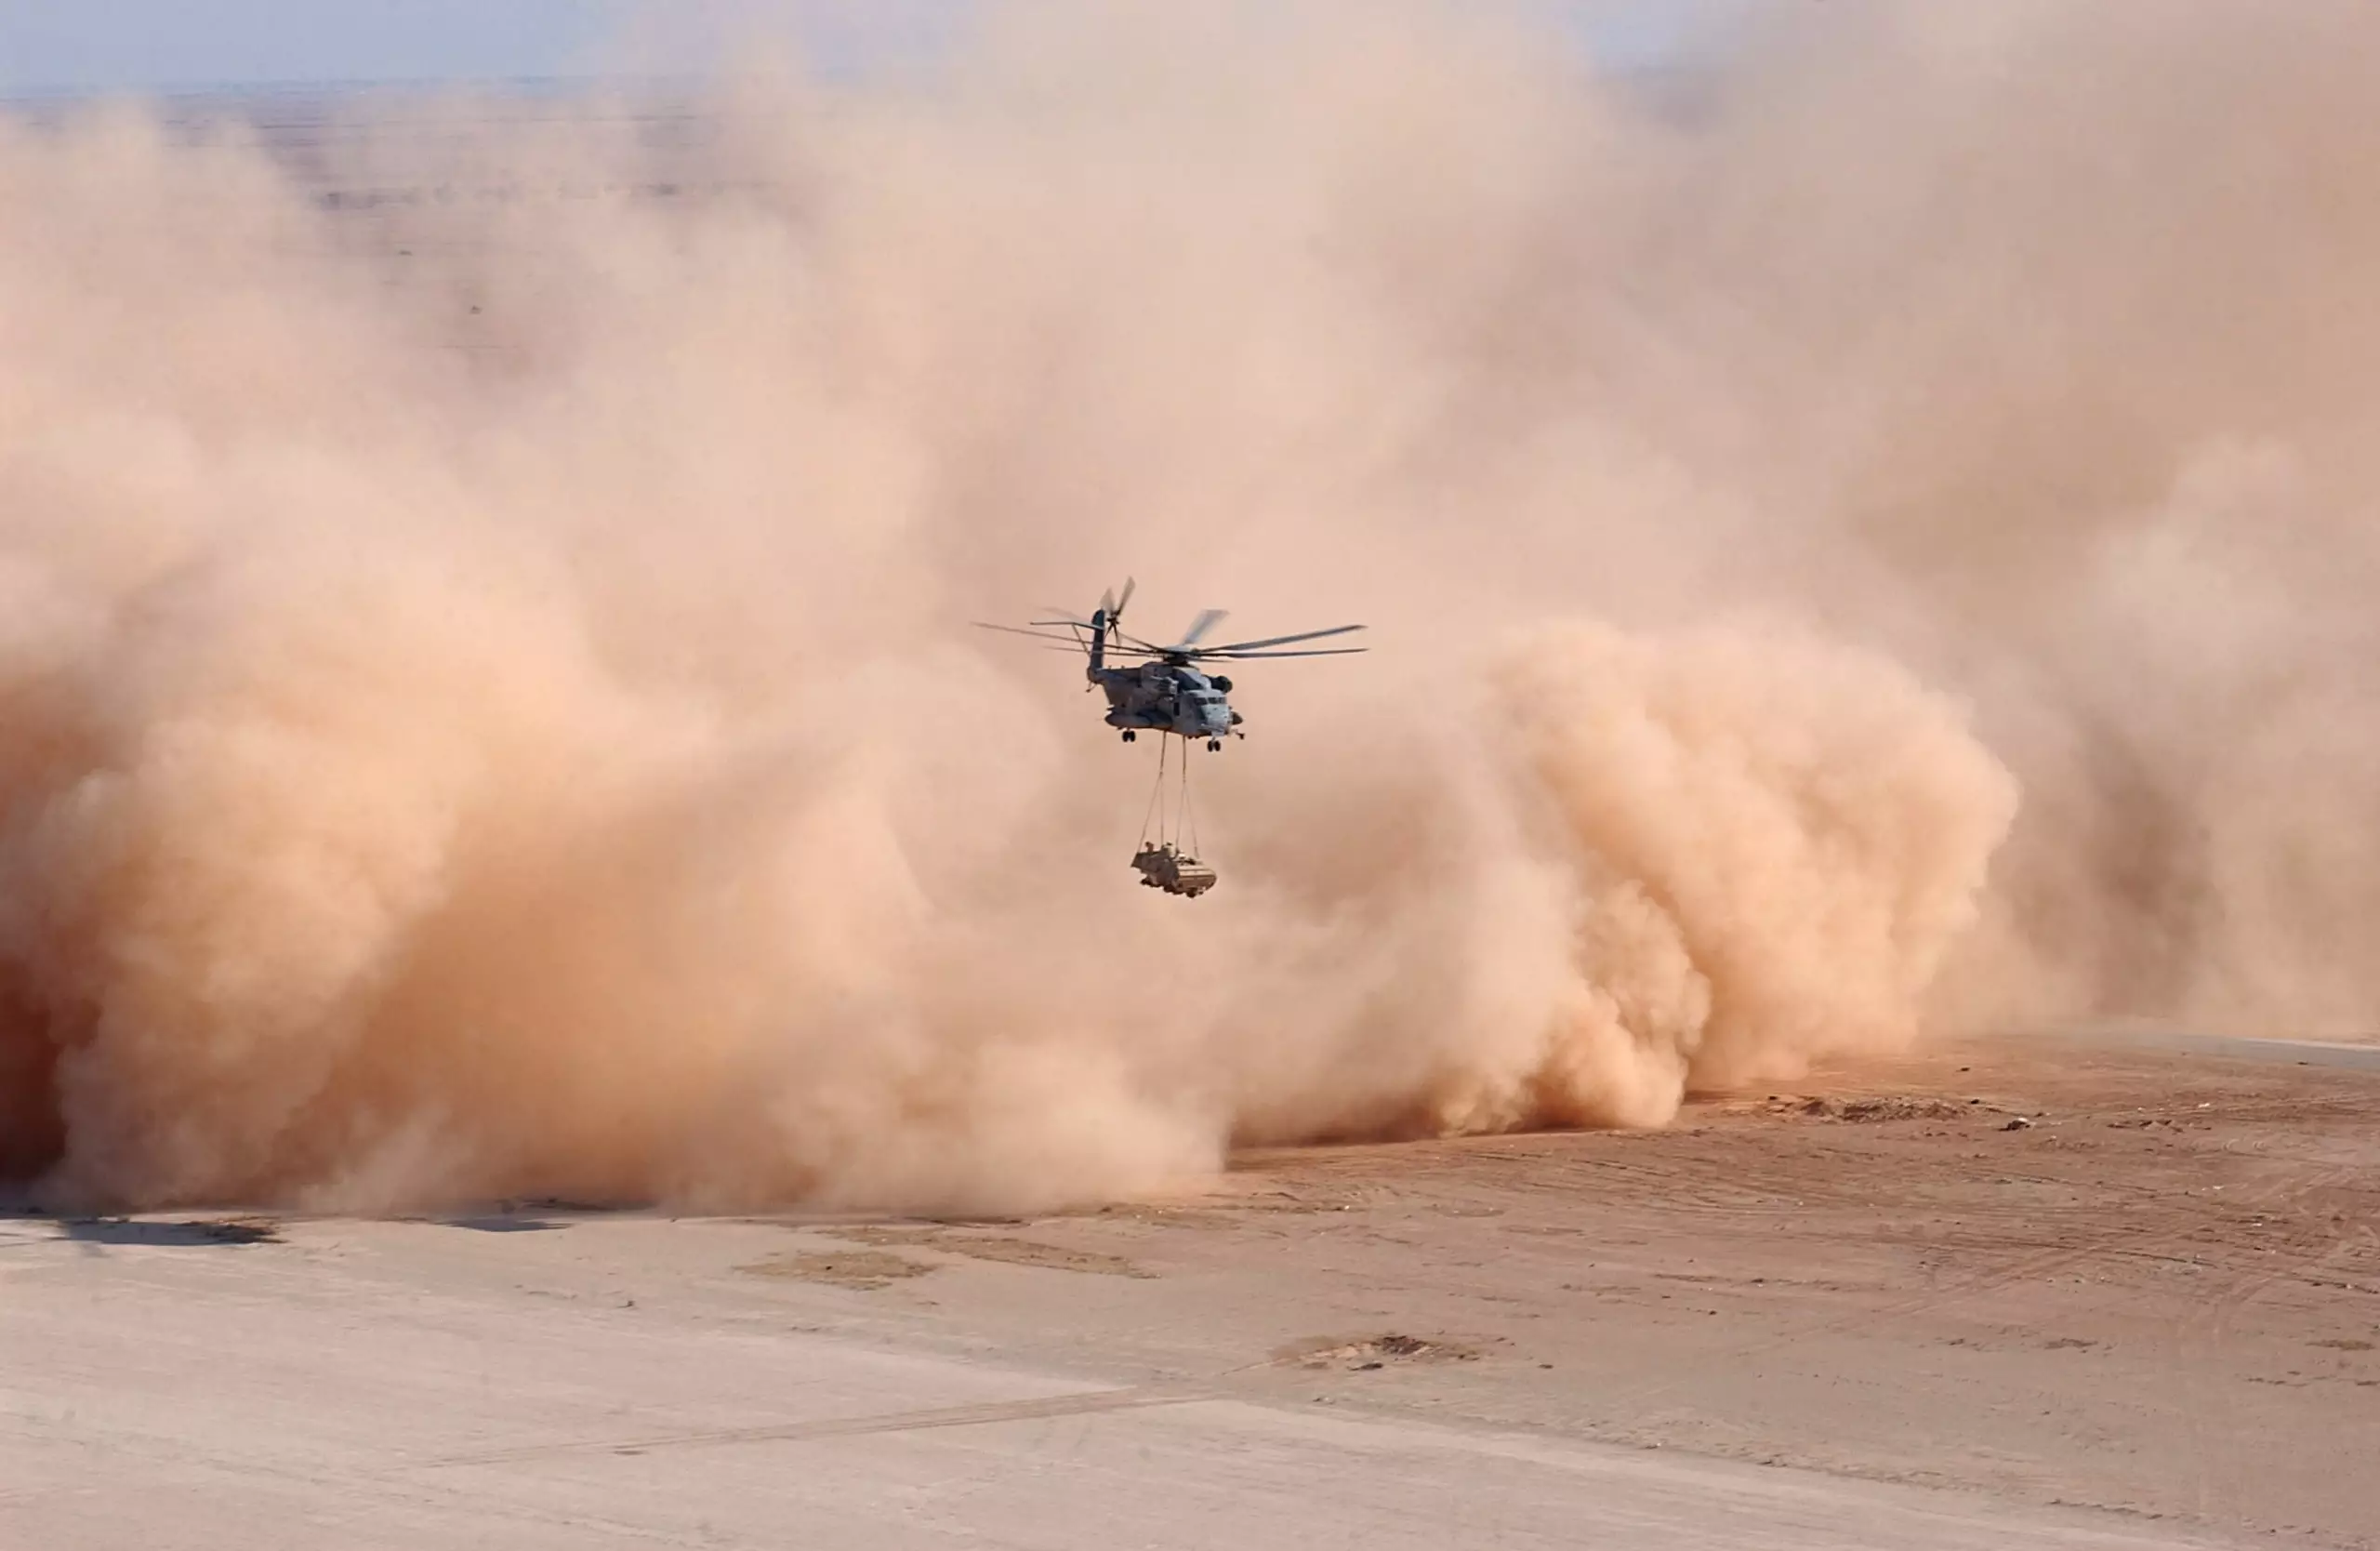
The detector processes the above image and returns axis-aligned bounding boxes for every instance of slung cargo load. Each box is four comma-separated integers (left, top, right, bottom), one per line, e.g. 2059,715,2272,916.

1132,842,1217,898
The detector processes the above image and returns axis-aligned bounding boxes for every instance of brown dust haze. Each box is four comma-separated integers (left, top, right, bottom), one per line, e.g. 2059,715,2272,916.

0,3,2372,1212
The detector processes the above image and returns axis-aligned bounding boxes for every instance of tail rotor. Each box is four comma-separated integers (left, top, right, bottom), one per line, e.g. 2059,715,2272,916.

1097,577,1137,647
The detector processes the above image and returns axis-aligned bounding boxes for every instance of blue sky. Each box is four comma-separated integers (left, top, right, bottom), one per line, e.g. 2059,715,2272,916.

0,1,1711,97
1,1,746,94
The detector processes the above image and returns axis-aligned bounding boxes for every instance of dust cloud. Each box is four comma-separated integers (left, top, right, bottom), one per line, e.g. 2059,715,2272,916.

0,2,2367,1212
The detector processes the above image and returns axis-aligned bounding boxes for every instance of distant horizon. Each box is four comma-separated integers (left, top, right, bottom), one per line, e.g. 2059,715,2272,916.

0,1,1716,102
0,73,734,105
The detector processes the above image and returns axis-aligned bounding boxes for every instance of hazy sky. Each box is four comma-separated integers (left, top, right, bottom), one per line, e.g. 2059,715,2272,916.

0,1,1711,97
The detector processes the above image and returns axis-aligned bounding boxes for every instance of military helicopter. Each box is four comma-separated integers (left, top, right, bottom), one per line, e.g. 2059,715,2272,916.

974,577,1366,751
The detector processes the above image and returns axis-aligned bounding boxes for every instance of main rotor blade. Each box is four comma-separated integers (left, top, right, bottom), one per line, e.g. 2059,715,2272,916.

973,622,1090,645
1167,607,1230,651
1036,610,1098,630
1199,645,1368,658
1198,623,1367,654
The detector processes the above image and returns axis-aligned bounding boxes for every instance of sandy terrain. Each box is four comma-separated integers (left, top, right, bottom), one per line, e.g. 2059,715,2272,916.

6,1034,2376,1549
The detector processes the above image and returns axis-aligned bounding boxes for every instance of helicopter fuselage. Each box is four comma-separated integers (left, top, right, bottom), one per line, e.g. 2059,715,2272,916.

1091,659,1242,744
973,583,1360,750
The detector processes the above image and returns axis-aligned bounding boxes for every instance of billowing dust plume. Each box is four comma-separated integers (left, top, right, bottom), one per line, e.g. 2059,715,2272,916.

1,1,2365,1212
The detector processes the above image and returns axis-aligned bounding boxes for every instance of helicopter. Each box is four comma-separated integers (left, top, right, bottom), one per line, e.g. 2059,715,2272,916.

974,577,1366,751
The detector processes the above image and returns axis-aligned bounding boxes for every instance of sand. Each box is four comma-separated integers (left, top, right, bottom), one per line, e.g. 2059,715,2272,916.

7,1033,2374,1548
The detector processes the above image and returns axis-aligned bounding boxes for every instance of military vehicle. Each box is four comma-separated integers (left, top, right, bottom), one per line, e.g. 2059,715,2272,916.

1131,842,1217,897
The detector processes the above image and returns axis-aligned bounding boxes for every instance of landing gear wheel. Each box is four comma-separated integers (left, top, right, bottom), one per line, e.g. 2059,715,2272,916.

1208,739,1222,752
1121,730,1136,743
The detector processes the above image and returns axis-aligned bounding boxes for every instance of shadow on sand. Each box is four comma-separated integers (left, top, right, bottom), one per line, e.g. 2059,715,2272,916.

440,1214,568,1233
69,1216,282,1246
20,1215,284,1247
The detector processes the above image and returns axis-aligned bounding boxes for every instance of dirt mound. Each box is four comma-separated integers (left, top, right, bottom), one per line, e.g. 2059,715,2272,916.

1780,1096,1973,1123
1283,1333,1480,1372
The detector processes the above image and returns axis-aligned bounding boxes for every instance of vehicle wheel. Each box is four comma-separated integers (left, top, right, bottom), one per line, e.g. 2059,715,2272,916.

1208,739,1222,751
1121,730,1136,742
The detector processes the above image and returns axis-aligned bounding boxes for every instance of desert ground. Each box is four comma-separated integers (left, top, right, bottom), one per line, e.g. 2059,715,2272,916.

7,1031,2376,1550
